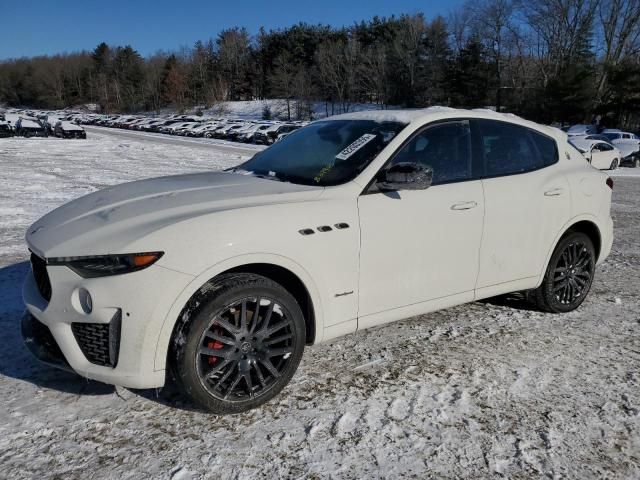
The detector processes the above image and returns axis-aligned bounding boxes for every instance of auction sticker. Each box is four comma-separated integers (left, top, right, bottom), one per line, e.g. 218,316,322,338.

336,134,377,160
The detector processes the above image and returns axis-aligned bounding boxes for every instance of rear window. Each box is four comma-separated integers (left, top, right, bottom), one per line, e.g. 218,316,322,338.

530,130,559,166
477,119,558,176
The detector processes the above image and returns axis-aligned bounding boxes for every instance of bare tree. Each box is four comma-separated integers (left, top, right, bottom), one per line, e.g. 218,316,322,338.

520,0,599,83
595,0,640,101
360,44,388,106
316,37,361,114
269,53,297,120
467,0,517,109
391,14,427,107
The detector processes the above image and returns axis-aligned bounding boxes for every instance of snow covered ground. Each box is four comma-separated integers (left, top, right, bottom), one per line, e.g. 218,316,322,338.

1,132,639,479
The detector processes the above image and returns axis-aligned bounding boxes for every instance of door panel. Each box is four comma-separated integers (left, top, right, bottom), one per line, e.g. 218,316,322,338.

590,150,615,170
478,169,569,288
358,181,484,319
474,119,570,290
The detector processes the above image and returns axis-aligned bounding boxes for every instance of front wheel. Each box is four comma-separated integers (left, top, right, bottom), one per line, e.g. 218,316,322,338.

172,273,306,414
532,232,595,313
635,158,640,168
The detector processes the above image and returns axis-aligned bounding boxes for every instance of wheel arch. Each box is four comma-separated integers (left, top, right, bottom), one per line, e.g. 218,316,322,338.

153,254,323,371
564,220,601,260
537,215,603,286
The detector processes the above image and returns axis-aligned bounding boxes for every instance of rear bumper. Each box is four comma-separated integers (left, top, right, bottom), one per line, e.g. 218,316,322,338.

598,216,614,265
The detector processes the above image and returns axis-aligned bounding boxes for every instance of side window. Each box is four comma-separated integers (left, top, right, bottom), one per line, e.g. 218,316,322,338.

529,130,558,166
478,120,544,176
390,121,473,184
597,143,613,152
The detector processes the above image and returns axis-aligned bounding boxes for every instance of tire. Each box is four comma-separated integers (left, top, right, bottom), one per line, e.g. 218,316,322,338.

635,158,640,168
610,158,619,170
532,232,595,313
172,273,306,414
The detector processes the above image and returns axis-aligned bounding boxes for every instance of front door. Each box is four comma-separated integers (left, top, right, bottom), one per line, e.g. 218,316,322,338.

357,120,484,328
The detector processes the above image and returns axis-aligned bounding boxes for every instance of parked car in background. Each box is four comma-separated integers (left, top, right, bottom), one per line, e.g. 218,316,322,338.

54,121,87,139
212,122,244,139
567,124,598,136
0,120,14,138
569,137,621,170
620,151,640,168
254,123,299,144
581,134,611,142
601,129,640,163
15,118,48,137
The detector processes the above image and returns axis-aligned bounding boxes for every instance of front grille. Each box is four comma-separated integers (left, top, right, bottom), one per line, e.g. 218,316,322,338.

71,310,122,367
30,253,52,301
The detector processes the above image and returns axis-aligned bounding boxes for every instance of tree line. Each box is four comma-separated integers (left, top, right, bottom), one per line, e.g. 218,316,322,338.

1,0,639,128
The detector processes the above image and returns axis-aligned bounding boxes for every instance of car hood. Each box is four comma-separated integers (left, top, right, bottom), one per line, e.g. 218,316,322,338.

26,171,323,258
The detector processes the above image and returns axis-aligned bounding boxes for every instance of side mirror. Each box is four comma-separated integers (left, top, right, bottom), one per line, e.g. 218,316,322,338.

377,162,433,192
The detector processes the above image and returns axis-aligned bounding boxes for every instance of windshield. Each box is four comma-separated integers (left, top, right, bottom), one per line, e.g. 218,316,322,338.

236,119,407,186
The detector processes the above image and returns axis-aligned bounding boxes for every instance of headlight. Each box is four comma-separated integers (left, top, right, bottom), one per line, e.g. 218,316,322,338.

48,252,164,278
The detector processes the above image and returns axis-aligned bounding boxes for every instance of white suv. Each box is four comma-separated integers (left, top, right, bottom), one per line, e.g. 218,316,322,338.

22,108,614,413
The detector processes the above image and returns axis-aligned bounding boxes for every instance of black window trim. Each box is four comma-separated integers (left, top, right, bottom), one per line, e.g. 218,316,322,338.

363,118,479,195
472,118,560,181
362,117,560,195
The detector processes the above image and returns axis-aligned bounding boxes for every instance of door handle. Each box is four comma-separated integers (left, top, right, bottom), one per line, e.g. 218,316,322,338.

451,201,478,210
544,188,565,197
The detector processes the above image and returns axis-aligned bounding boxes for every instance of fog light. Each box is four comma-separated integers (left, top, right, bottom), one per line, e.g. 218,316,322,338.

78,288,93,314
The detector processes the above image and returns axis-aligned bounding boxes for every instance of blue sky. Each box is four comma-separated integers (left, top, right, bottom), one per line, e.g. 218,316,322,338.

1,0,465,60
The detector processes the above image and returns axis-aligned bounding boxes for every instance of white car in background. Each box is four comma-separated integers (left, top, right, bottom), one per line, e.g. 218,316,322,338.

602,129,640,166
569,137,621,170
23,108,613,414
566,124,598,136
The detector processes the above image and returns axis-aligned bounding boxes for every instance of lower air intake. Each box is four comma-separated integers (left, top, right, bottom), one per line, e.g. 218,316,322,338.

71,310,122,367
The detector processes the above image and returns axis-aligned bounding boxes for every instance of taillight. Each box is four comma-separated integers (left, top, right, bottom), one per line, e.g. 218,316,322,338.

606,177,614,190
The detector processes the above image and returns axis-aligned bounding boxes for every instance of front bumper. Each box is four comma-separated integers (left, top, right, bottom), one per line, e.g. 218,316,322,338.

22,260,194,389
21,311,74,373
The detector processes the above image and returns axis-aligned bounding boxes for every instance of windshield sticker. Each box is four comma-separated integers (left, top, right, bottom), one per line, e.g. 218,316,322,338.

335,134,377,161
314,163,334,183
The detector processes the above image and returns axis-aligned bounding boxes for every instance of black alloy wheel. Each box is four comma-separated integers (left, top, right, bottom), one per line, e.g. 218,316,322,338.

173,273,305,414
533,232,595,313
195,296,295,401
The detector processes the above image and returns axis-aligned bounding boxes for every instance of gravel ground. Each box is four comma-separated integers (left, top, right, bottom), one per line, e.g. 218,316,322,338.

0,132,638,479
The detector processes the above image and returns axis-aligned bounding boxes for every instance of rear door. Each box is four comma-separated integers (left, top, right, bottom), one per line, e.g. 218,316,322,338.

474,119,570,294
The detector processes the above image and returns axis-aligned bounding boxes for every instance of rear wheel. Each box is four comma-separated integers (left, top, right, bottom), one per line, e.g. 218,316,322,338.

610,158,619,170
532,232,595,313
635,158,640,168
172,273,305,414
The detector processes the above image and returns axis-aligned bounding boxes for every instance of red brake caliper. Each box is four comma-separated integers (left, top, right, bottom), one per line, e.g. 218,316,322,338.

207,327,224,365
